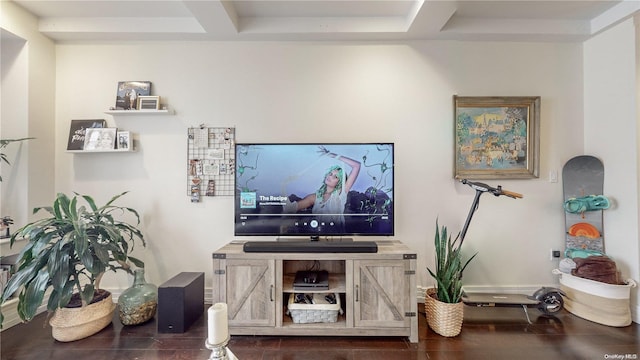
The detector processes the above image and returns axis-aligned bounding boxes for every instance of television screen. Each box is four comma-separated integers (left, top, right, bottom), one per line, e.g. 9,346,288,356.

235,143,394,237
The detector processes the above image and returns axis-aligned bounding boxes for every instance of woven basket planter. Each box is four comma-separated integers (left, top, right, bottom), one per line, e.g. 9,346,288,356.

424,287,464,337
49,292,116,342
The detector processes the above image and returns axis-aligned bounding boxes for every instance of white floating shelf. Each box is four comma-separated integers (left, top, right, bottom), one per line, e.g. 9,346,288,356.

104,109,173,115
67,148,136,153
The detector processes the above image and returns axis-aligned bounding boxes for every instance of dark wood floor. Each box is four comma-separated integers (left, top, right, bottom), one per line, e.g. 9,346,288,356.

1,304,638,360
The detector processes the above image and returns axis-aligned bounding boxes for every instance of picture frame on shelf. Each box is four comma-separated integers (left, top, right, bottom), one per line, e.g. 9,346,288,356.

67,119,106,151
137,95,160,110
83,128,117,151
454,96,540,179
115,81,151,110
117,131,131,150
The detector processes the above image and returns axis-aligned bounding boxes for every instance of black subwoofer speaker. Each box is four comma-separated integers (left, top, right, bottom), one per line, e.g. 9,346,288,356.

157,272,205,333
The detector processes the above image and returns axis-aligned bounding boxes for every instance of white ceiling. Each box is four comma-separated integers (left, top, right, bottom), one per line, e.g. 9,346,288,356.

9,0,640,42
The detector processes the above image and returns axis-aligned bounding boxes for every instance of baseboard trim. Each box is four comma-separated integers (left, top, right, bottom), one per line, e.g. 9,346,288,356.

1,293,50,331
75,285,640,327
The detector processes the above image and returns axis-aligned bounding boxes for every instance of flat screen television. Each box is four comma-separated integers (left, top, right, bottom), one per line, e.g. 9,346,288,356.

234,143,394,238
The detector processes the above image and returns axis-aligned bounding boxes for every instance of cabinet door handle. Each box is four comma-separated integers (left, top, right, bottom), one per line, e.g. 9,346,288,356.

270,285,274,302
355,285,359,302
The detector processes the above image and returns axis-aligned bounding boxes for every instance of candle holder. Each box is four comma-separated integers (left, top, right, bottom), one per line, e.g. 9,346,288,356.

205,336,230,360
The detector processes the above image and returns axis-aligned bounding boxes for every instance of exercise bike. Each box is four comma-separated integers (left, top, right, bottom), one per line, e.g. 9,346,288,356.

458,179,565,324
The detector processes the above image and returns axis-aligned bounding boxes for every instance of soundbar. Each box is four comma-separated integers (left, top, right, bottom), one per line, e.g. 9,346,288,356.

243,240,378,253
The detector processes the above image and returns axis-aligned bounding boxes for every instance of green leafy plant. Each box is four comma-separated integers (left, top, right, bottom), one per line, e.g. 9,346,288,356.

0,191,145,326
427,220,477,303
0,138,34,181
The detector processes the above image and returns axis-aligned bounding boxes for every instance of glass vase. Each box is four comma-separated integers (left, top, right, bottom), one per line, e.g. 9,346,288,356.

118,269,158,325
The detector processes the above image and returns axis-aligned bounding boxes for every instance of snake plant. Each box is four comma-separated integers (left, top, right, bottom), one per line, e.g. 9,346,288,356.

0,192,145,327
427,220,477,303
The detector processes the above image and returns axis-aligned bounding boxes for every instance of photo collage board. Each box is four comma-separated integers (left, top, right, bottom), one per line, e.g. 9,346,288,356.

187,127,235,201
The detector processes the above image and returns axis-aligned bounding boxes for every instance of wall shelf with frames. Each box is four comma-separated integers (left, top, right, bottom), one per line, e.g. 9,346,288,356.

66,148,136,154
104,109,173,116
66,132,137,153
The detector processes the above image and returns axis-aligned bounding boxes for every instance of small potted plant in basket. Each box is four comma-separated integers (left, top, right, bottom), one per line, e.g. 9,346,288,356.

425,219,477,337
0,191,145,341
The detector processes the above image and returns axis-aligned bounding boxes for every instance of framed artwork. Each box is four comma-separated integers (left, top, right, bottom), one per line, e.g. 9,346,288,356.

454,96,540,179
117,131,131,150
83,128,117,151
137,95,160,110
115,81,151,110
67,119,106,150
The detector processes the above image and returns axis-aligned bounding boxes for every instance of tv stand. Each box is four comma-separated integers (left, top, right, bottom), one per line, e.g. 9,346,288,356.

212,240,418,343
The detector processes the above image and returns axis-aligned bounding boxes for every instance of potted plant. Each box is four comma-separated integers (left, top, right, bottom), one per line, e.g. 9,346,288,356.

1,216,13,238
0,191,145,341
425,220,477,337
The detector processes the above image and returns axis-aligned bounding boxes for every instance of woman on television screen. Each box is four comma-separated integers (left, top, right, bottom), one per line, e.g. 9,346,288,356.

285,146,361,227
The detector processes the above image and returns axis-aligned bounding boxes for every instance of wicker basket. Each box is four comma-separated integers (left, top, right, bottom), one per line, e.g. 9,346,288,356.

556,269,636,327
424,288,463,337
50,292,116,342
287,293,342,324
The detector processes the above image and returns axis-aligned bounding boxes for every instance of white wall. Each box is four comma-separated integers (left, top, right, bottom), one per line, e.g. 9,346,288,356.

54,41,586,296
584,18,640,321
1,0,636,325
1,30,29,223
0,1,55,254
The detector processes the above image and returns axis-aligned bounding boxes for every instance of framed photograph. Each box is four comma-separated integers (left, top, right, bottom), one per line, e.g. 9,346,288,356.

454,96,540,179
67,119,106,150
137,95,160,110
83,128,117,151
117,131,131,150
115,81,151,110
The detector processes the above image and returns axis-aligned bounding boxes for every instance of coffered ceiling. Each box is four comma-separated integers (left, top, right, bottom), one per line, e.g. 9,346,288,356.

9,0,640,42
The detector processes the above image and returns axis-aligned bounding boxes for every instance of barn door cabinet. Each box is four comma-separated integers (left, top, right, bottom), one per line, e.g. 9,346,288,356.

211,240,417,343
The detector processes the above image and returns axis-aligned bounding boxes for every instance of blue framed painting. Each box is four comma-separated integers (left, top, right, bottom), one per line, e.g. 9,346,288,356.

454,96,540,179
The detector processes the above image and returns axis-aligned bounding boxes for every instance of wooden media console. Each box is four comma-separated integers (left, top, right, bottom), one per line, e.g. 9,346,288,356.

212,240,418,343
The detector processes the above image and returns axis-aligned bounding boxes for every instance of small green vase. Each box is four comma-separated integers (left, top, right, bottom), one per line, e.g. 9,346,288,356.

118,269,158,325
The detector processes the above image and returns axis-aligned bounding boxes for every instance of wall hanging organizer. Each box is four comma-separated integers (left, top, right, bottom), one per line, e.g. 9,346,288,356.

187,126,235,201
